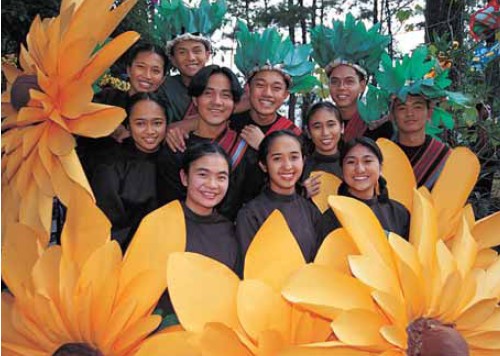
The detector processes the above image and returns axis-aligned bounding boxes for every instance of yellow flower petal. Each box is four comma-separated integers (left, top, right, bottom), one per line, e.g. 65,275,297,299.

328,195,395,271
310,171,341,213
112,315,162,355
380,325,407,349
432,147,480,241
2,223,42,297
79,31,140,85
377,138,416,211
237,279,291,343
31,246,62,303
289,307,332,344
60,185,110,270
456,299,498,331
278,344,375,356
331,309,391,350
282,264,376,320
134,330,200,356
465,331,500,350
199,322,253,356
472,211,500,250
475,249,498,269
372,291,408,330
119,200,186,296
485,257,500,299
245,210,305,292
258,329,287,356
47,123,75,156
167,252,241,333
66,104,126,138
451,216,478,278
314,228,359,275
348,255,401,299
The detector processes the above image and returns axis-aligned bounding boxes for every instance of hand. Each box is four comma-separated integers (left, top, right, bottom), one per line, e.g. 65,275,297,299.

234,91,250,114
111,124,130,143
241,124,265,150
165,119,198,152
303,173,322,198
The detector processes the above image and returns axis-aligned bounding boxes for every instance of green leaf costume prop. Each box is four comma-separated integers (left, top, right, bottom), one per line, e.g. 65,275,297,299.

362,46,469,133
154,0,227,57
234,20,318,93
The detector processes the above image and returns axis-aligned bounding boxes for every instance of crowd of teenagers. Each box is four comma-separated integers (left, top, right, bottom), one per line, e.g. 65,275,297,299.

73,33,449,277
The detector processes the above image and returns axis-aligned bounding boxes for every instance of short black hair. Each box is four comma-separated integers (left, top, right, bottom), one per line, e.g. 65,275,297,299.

181,142,232,174
125,92,167,123
188,65,243,103
126,42,169,76
258,130,303,166
304,101,342,128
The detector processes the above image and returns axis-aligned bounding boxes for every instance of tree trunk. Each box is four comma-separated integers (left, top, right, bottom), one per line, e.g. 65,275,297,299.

424,0,465,45
311,0,317,28
373,0,378,24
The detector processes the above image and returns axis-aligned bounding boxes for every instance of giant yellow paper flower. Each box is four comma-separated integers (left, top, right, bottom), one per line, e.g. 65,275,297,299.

1,186,186,355
1,0,139,240
135,211,336,355
281,190,500,355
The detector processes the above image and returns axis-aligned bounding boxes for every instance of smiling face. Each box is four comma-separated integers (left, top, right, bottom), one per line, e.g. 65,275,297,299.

193,73,235,129
127,51,166,94
180,154,230,216
342,144,381,200
393,95,430,135
328,64,366,110
172,40,210,81
129,99,167,153
308,108,343,155
248,70,289,121
260,135,303,195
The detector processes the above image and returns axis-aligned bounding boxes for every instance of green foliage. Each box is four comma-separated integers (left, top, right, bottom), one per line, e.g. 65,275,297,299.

153,0,227,45
357,85,390,123
310,13,390,75
234,20,316,93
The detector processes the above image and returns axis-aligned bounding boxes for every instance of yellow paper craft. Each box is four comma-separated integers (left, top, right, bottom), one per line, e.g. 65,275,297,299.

1,0,140,240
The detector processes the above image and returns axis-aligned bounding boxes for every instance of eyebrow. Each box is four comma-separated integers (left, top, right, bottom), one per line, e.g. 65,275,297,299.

194,167,229,175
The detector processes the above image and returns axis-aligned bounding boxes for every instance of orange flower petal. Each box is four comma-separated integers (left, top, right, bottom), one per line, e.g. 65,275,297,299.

310,171,342,213
456,299,498,331
245,210,305,292
66,104,126,138
134,330,200,356
315,228,359,275
377,138,416,211
199,322,253,356
282,264,376,320
47,123,75,156
473,211,500,250
167,252,241,333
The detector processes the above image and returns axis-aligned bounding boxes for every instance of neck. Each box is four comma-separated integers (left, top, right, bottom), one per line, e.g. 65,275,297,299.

398,131,426,147
195,121,226,139
338,104,358,121
250,109,278,127
185,199,213,216
181,74,192,87
316,147,338,156
348,187,375,200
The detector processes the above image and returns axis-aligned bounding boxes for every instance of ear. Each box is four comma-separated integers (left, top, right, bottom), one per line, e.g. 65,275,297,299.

180,169,188,187
427,102,434,122
192,97,198,108
258,161,267,173
359,78,367,95
126,65,132,79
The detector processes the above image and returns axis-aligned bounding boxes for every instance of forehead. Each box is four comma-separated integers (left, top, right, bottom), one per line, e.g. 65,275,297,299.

268,135,301,153
190,153,229,171
309,108,341,124
174,40,207,52
252,70,288,86
330,64,359,79
132,51,165,66
205,73,232,90
129,100,166,119
345,144,378,158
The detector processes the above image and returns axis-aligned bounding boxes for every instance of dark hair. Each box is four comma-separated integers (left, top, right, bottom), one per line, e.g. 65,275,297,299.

188,65,243,103
248,69,291,89
126,42,169,76
392,94,431,110
304,101,343,128
339,137,389,202
126,92,167,117
258,130,304,166
181,142,232,174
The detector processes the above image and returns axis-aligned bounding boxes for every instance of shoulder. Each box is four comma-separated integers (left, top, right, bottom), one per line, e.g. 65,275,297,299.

387,198,410,216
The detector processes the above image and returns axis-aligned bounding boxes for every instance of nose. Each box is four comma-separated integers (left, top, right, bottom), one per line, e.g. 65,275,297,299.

146,122,155,134
144,68,152,79
354,162,365,173
320,125,328,136
187,51,196,61
206,176,217,188
283,158,292,169
212,93,222,105
263,85,272,97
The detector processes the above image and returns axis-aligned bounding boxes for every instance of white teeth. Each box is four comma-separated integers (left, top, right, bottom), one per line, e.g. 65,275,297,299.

353,176,368,181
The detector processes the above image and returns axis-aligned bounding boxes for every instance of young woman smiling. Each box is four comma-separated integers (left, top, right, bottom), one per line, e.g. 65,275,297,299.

302,101,344,198
319,137,410,242
235,130,322,264
90,93,167,251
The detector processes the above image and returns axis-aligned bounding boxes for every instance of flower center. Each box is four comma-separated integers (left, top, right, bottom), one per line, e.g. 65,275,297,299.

52,342,103,356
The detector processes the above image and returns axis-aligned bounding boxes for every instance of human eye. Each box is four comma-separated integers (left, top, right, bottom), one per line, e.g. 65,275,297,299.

272,85,283,91
330,78,340,86
345,78,357,87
